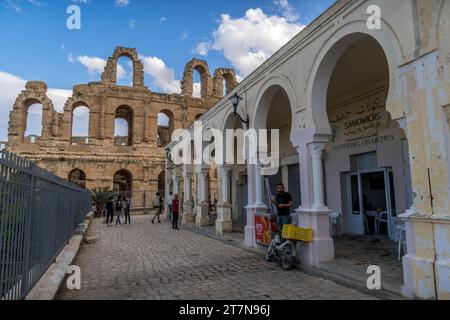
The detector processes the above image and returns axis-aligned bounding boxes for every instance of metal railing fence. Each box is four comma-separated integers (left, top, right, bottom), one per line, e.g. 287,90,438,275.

0,150,91,300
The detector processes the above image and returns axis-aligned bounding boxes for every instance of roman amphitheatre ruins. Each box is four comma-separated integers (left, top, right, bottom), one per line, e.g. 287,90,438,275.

6,46,237,209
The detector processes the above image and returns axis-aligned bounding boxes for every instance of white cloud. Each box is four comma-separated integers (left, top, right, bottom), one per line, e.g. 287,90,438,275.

129,19,136,28
139,55,202,97
76,55,126,79
194,42,211,56
158,113,169,127
27,0,42,6
193,82,201,98
5,0,44,12
115,0,129,7
160,16,167,23
275,0,299,22
140,55,181,94
47,89,73,112
0,71,72,141
72,106,89,137
68,53,75,63
5,0,21,12
180,31,188,41
194,5,304,77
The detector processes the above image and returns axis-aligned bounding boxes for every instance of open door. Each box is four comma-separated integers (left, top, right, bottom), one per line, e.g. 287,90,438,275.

348,173,365,235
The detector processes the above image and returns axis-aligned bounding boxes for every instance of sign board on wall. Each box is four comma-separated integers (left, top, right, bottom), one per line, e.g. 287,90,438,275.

328,93,391,142
255,215,276,246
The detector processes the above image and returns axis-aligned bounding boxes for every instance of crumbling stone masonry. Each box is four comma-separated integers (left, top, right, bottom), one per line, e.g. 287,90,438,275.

7,46,237,207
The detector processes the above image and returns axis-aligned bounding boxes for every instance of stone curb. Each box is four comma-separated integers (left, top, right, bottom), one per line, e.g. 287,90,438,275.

26,214,93,300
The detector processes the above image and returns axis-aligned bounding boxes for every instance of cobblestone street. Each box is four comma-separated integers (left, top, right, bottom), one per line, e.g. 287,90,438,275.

56,216,377,300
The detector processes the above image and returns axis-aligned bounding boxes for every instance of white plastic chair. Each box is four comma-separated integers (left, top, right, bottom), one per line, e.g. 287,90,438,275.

377,211,388,234
354,211,369,234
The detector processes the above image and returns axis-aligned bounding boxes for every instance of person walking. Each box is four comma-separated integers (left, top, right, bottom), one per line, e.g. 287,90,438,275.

105,198,114,226
115,196,124,226
124,198,131,224
151,192,162,224
172,194,180,230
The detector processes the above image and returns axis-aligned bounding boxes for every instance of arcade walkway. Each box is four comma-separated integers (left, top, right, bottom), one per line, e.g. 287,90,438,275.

56,216,378,300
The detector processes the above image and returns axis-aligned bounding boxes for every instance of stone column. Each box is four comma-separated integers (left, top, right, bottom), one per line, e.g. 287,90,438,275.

196,167,210,227
309,143,327,210
182,166,195,224
254,161,265,207
164,162,173,218
173,174,180,197
244,160,267,248
295,140,334,267
216,165,233,236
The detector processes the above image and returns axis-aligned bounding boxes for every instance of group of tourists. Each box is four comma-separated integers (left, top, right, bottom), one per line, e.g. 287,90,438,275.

151,191,180,230
105,196,131,226
97,183,292,233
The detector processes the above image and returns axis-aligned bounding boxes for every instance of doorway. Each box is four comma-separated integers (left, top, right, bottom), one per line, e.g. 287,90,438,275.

347,167,397,239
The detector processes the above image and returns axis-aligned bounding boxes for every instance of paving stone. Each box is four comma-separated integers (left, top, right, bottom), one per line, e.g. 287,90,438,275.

56,216,377,300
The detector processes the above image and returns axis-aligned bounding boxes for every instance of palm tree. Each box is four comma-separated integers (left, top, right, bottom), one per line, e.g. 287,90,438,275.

89,187,115,218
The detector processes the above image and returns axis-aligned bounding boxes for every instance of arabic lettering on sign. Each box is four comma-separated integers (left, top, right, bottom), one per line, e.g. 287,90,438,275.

329,96,386,138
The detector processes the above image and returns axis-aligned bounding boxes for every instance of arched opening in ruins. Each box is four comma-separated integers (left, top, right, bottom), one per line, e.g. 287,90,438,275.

113,169,133,198
71,105,90,145
114,106,134,146
195,114,203,121
193,70,202,98
116,56,133,87
68,169,87,189
217,72,237,98
187,62,210,99
24,102,43,144
157,110,174,147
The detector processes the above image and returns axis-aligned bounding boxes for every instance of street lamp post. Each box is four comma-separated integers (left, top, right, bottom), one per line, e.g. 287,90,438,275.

229,92,249,129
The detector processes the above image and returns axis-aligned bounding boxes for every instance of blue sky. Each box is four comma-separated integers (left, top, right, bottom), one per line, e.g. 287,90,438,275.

0,0,335,140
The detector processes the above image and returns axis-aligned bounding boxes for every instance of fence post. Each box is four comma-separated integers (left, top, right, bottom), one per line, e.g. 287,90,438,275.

20,162,35,299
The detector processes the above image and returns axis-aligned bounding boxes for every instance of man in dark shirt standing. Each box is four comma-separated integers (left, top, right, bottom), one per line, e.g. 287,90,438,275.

271,183,293,238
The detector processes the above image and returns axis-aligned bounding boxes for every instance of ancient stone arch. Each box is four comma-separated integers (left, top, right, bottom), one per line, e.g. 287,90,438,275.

113,169,133,194
101,47,146,88
62,98,92,143
114,105,134,146
213,68,238,98
8,81,57,143
181,59,212,98
68,168,87,189
157,109,175,147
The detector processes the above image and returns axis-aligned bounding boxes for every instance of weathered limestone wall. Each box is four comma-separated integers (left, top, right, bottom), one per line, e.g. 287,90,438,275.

7,47,237,200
